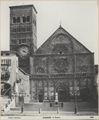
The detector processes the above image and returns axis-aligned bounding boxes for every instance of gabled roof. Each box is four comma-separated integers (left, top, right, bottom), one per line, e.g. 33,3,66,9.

35,26,92,54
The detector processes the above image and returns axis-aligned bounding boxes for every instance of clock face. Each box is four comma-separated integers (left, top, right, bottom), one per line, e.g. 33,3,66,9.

18,46,29,58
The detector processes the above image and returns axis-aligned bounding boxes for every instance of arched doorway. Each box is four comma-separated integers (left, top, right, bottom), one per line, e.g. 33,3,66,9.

56,82,69,102
38,89,44,102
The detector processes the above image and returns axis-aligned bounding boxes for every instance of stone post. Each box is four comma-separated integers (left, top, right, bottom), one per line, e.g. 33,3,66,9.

55,92,58,102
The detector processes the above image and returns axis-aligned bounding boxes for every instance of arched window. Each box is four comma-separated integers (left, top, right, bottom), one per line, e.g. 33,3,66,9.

17,17,20,23
13,17,20,23
22,16,30,23
13,17,17,23
27,16,30,22
23,16,26,23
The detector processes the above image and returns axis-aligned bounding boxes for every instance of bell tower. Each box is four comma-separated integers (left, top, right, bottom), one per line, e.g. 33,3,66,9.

10,5,37,74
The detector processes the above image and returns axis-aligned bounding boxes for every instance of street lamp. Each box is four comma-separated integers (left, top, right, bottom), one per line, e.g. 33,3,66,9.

74,80,80,114
70,80,78,114
74,84,77,114
73,55,79,114
19,91,26,113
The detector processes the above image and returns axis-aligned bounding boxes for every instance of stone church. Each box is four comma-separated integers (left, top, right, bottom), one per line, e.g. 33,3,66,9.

10,5,98,104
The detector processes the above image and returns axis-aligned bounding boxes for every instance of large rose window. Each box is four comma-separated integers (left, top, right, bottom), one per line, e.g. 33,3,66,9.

53,58,69,73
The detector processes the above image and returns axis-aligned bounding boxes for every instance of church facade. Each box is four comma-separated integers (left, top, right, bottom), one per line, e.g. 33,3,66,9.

30,26,96,103
9,5,98,104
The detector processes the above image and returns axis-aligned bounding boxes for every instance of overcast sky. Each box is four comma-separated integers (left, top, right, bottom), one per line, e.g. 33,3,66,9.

0,0,98,64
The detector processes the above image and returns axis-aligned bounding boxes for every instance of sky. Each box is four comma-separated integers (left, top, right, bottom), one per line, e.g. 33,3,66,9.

0,0,98,64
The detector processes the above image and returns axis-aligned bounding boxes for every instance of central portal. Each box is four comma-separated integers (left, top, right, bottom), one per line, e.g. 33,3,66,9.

58,90,68,102
38,89,44,102
38,94,43,102
56,83,70,102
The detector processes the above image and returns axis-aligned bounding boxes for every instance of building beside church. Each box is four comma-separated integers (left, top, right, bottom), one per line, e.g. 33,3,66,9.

1,51,30,111
1,51,18,98
9,4,98,106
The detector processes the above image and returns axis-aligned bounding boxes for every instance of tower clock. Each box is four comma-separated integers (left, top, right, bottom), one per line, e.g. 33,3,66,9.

18,45,29,59
10,5,37,74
